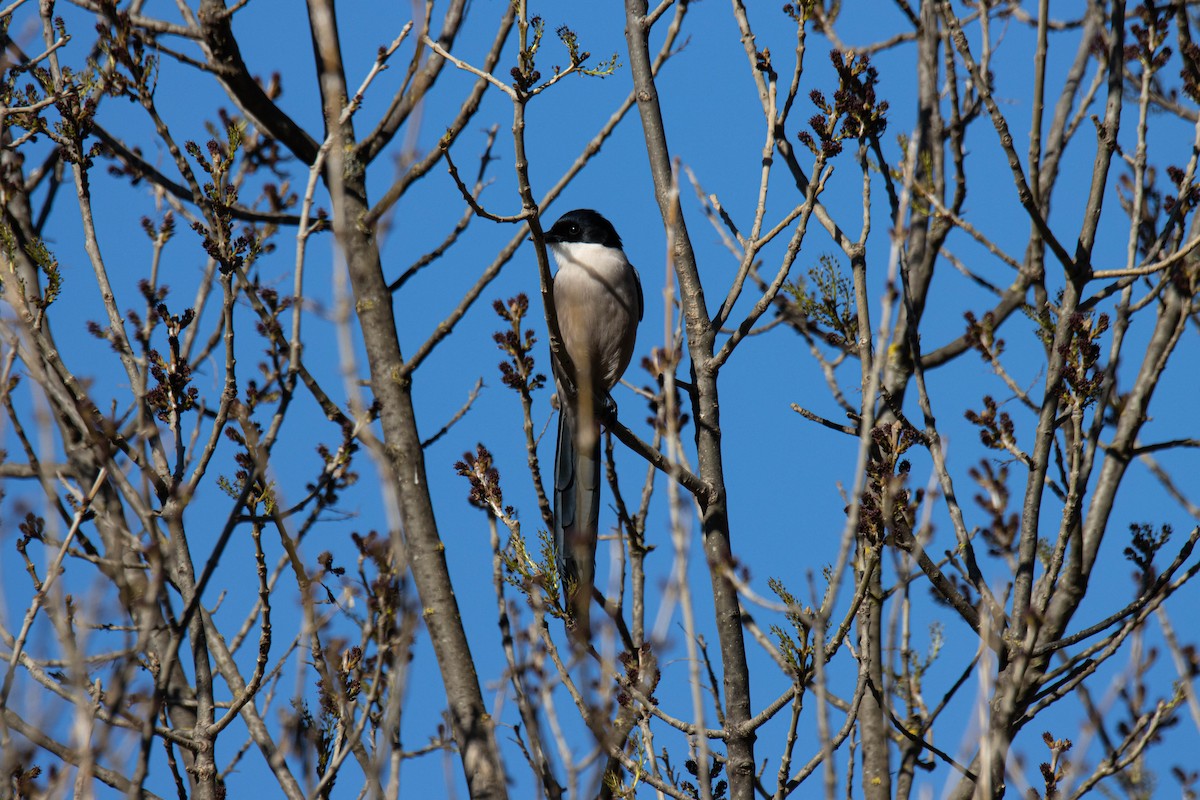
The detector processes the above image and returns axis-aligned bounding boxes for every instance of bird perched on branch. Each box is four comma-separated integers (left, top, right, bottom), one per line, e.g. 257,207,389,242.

545,209,643,640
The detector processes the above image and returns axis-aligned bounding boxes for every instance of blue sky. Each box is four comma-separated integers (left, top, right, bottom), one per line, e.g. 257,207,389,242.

2,1,1199,797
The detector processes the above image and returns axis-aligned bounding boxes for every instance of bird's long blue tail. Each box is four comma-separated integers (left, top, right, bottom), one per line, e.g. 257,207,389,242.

554,403,600,640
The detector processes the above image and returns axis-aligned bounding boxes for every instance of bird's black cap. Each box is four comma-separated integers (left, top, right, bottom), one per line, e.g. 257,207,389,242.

543,209,622,249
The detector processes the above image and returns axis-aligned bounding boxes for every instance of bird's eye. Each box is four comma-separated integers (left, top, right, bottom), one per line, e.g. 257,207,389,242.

568,224,579,235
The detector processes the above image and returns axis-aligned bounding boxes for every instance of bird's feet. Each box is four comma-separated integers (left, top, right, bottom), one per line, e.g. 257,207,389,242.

597,392,618,427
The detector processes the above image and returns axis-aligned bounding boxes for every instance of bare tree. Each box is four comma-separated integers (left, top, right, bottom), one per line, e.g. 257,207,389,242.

2,1,1198,799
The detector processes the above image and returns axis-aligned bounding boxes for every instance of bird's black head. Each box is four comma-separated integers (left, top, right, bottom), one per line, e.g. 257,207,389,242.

543,209,622,249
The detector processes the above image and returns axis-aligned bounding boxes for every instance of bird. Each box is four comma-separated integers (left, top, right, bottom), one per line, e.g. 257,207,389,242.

545,209,643,641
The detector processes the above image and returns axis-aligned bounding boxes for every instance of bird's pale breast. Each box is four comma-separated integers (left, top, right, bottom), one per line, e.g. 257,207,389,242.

551,242,639,395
